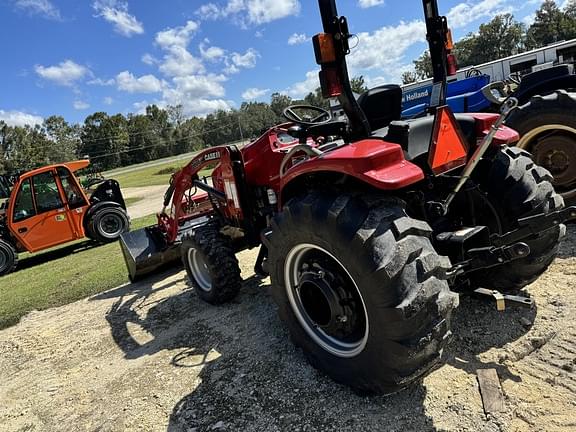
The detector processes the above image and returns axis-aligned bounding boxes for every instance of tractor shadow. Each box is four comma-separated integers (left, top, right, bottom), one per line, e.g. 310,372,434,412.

97,264,544,431
16,240,101,272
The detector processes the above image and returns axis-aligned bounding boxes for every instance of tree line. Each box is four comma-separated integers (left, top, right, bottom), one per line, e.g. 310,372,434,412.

402,0,576,83
0,77,367,174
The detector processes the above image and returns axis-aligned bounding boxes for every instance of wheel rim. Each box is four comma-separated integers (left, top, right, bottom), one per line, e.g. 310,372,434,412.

98,214,124,238
532,134,576,194
187,248,212,292
284,243,369,358
517,125,576,199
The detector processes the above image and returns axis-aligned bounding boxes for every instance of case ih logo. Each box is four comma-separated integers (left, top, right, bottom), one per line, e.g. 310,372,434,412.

190,151,221,169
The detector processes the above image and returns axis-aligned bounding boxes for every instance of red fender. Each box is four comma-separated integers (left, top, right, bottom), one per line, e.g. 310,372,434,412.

280,139,425,199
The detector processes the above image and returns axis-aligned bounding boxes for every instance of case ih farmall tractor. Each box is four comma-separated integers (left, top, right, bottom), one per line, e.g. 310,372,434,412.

0,160,129,275
120,0,575,394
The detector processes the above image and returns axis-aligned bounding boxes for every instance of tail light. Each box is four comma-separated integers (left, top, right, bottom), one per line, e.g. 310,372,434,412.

447,54,458,76
319,67,343,98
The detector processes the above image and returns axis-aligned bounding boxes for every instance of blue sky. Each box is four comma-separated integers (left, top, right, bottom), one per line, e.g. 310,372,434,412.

0,0,551,126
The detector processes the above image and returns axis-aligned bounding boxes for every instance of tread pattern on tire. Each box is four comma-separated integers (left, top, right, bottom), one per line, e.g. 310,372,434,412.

181,225,242,305
471,146,565,290
269,193,459,394
88,207,130,243
506,90,576,205
0,239,18,276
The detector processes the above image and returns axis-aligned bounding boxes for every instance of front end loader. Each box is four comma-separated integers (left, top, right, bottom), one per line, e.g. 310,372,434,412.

120,0,575,394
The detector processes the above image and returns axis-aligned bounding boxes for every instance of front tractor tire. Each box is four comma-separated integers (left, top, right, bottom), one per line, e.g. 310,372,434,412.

0,239,18,276
506,91,576,205
181,226,242,305
87,207,130,243
470,146,565,291
268,194,459,395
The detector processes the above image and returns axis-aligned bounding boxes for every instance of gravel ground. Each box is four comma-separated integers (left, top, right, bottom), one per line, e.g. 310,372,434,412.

123,186,167,219
1,227,576,432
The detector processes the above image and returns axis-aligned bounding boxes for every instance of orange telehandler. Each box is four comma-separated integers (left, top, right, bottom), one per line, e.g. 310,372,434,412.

0,160,129,276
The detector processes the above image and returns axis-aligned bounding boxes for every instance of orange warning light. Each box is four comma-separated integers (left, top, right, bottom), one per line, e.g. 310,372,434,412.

428,106,469,175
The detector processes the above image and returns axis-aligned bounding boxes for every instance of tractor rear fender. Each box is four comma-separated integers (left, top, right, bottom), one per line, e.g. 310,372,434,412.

279,139,424,205
515,75,576,105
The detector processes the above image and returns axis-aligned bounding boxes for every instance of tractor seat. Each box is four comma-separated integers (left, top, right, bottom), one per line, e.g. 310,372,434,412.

371,114,477,162
357,84,402,130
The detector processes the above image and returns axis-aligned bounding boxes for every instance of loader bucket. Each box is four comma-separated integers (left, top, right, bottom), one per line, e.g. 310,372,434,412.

120,226,181,281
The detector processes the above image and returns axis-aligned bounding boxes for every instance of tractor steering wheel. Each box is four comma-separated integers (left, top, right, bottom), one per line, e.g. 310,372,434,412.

283,105,332,127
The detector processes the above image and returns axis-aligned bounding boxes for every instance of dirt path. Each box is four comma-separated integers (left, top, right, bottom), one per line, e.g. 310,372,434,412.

1,230,576,431
123,185,167,219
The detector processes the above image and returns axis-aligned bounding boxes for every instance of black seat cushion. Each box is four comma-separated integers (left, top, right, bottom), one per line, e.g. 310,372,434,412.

372,114,477,163
357,85,402,130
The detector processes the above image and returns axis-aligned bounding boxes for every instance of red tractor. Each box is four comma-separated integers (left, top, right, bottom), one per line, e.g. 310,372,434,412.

121,0,574,394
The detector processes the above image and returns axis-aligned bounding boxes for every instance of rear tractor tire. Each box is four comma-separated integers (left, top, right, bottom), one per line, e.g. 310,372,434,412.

0,239,18,276
181,226,242,305
87,207,130,243
506,90,576,205
268,193,459,395
470,146,565,291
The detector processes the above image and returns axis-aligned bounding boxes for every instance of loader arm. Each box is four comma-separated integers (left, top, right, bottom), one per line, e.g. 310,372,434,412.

158,146,244,245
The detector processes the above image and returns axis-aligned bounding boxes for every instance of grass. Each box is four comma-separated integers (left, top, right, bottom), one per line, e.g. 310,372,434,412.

111,159,212,189
111,160,186,188
0,214,157,330
124,197,144,207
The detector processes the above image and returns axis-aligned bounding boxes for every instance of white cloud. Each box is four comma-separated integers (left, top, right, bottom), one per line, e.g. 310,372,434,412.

14,0,61,20
116,71,164,93
196,0,300,25
155,20,199,49
103,96,114,105
285,70,319,98
242,87,270,100
522,13,536,26
0,110,43,127
247,0,300,24
288,33,307,45
159,46,205,77
200,40,226,61
154,21,205,77
358,0,384,8
447,0,508,29
141,53,158,65
224,48,259,74
35,60,90,86
73,100,90,110
169,74,227,99
87,77,115,86
93,0,144,37
348,20,426,80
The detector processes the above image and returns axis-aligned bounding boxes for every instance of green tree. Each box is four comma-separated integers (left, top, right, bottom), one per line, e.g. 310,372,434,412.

526,0,564,49
413,50,433,80
350,76,368,94
81,112,129,169
43,116,80,163
401,71,418,84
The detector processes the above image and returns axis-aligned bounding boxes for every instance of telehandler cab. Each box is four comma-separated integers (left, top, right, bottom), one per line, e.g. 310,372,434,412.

120,0,575,393
0,160,129,276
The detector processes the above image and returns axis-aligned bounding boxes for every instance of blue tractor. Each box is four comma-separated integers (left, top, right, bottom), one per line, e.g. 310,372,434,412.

401,65,576,204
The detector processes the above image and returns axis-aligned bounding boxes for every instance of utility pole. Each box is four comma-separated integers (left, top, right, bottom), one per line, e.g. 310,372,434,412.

237,113,244,141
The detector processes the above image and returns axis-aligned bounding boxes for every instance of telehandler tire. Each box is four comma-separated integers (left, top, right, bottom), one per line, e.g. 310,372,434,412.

88,207,130,243
506,90,576,205
181,225,242,305
470,146,565,291
268,193,459,395
0,239,18,276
